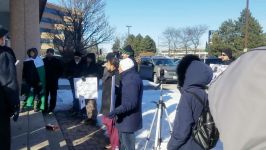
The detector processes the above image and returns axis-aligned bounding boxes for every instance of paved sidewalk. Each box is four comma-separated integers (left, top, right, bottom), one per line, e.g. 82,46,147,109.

11,110,68,150
55,111,109,150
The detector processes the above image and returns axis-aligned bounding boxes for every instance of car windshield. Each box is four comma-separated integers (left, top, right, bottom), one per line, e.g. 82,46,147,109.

153,59,175,66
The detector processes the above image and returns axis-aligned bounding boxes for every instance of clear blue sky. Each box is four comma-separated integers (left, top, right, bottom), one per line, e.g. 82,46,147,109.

49,0,266,51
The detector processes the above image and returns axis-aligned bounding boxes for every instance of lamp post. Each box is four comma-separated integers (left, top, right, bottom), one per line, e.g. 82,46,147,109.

126,25,132,36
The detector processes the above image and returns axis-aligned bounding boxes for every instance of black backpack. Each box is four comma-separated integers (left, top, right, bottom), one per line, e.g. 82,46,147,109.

187,91,219,150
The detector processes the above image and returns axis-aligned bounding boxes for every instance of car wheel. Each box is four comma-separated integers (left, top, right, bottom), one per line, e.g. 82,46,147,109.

153,74,158,84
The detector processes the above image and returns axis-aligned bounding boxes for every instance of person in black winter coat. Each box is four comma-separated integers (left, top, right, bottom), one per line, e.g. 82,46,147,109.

81,53,100,125
22,48,46,111
65,51,84,114
43,48,63,113
108,58,143,150
101,52,120,149
167,55,213,150
0,27,20,150
101,53,120,116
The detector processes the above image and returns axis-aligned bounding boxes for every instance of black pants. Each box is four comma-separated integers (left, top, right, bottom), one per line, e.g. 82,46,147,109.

0,117,10,150
45,84,58,112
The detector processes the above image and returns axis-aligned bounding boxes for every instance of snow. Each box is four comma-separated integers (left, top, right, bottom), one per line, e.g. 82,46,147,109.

142,80,159,87
55,79,223,150
136,89,180,149
58,78,70,86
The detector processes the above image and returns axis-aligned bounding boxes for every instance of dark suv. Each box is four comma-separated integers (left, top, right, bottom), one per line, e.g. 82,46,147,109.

139,56,178,83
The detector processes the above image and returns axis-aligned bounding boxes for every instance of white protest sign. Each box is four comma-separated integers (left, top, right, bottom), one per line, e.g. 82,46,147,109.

210,64,228,80
74,77,98,100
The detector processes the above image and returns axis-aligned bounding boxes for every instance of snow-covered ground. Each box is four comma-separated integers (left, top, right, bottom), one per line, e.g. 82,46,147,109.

55,79,222,150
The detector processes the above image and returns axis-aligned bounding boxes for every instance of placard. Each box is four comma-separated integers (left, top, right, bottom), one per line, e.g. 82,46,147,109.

210,64,228,80
74,77,98,99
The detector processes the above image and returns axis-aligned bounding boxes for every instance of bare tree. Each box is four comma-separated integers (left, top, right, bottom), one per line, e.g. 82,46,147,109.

178,27,193,54
163,27,180,56
49,0,114,56
189,25,208,53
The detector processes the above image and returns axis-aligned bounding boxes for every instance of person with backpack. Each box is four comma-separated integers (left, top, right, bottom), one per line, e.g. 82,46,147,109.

167,55,214,150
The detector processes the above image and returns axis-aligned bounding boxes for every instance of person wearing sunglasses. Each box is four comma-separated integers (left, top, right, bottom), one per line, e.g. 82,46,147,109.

219,49,233,65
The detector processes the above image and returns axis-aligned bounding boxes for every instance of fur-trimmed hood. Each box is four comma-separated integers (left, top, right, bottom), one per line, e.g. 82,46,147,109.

177,55,213,89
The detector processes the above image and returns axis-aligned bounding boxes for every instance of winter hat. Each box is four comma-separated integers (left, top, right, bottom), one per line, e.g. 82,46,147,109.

0,27,8,38
222,49,233,59
120,45,134,56
119,58,134,72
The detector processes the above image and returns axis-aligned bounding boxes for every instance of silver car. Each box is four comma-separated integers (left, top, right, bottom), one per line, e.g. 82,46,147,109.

139,56,178,83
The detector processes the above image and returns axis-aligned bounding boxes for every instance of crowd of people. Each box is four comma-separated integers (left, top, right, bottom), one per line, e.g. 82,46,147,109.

0,26,143,150
2,24,266,150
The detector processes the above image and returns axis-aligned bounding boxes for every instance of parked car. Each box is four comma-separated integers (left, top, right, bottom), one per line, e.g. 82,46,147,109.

139,56,178,83
201,56,223,65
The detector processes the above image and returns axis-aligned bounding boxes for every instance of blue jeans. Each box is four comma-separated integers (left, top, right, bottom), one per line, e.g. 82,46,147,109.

119,132,135,150
69,79,79,112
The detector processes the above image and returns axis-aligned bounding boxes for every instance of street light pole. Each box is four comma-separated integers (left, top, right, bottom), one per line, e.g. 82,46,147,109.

244,0,249,52
126,25,132,36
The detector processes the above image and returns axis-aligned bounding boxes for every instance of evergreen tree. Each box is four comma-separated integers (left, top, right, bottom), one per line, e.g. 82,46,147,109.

210,9,266,57
237,9,265,49
112,38,121,52
124,34,136,48
141,35,156,53
134,34,144,53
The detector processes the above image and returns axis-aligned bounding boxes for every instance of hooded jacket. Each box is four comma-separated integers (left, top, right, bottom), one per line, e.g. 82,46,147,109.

167,57,213,150
209,47,266,150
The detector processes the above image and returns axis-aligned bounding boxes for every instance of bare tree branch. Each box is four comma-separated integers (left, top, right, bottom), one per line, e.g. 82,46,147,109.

49,0,114,56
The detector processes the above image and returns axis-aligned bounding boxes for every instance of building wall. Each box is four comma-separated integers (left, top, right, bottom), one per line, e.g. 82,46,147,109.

10,0,41,86
40,3,65,55
160,49,208,58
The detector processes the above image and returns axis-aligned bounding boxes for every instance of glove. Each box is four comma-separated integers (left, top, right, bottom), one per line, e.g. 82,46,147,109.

12,105,20,122
13,110,19,122
108,111,116,119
